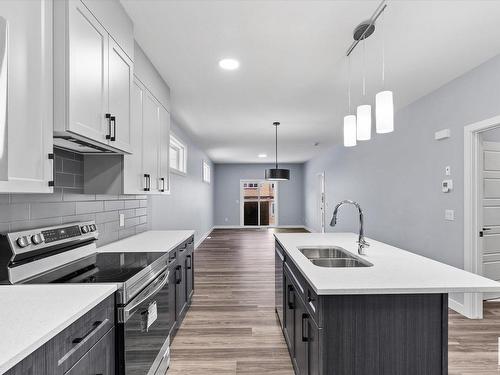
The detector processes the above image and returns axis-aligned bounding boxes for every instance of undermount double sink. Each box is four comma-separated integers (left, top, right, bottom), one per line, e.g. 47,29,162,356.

298,246,373,268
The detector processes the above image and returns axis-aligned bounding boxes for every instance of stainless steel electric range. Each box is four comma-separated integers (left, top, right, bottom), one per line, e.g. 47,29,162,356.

0,221,172,375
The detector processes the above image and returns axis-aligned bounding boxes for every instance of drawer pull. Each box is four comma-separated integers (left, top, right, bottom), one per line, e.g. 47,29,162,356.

302,313,309,342
72,321,102,344
287,285,295,310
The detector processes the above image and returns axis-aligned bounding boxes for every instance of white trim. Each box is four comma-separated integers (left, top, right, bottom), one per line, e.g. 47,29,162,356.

448,297,466,316
213,225,308,230
169,133,187,174
195,227,214,249
464,114,500,319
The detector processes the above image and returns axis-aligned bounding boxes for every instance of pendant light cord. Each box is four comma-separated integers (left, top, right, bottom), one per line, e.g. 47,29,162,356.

275,124,278,168
348,56,352,114
362,37,366,97
381,10,385,88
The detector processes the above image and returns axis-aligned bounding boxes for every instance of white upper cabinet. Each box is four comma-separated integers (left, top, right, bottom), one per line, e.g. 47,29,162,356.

158,105,171,193
123,78,170,195
54,0,133,154
0,0,53,193
108,38,133,153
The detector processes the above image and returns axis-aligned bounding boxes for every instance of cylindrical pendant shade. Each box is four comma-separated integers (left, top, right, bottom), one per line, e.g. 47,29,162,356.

343,115,357,147
376,90,394,134
265,168,290,181
356,104,371,141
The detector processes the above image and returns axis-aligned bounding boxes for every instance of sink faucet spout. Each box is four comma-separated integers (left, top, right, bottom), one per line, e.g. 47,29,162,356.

330,200,370,255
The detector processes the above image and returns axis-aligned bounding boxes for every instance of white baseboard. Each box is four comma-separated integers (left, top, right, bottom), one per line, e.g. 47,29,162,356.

448,297,467,316
195,227,214,249
213,225,308,230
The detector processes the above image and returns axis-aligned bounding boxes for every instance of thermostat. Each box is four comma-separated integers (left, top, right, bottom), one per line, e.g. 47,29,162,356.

442,179,453,193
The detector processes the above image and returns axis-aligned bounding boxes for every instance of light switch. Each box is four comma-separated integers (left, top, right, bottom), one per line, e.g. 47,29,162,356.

445,166,451,176
445,209,455,221
119,213,125,227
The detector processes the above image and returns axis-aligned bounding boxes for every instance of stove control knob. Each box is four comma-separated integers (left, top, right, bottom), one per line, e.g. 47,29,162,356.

16,236,30,248
81,225,89,234
91,224,97,232
31,233,44,245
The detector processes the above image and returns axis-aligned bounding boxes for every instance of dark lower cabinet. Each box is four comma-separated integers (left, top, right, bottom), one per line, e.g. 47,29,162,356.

278,241,448,375
185,251,194,302
168,258,178,338
65,327,115,375
4,347,45,375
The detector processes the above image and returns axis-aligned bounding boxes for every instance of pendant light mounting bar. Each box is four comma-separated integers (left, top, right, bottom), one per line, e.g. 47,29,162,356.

346,0,387,57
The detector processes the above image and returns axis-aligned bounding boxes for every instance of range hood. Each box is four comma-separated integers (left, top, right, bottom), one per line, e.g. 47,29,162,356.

53,134,126,154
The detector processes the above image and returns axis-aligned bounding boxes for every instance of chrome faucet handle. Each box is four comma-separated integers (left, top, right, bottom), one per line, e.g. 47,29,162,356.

357,238,370,255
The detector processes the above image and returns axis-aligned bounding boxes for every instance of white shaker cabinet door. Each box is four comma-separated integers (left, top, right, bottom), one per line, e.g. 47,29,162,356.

142,90,160,193
158,105,170,194
108,38,133,153
0,0,53,193
123,79,145,194
67,0,109,144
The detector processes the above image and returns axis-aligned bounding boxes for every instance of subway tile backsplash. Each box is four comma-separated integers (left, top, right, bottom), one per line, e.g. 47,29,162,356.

0,148,148,246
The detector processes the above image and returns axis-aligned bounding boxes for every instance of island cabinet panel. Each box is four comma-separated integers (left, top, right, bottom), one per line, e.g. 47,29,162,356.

278,241,448,375
3,347,45,375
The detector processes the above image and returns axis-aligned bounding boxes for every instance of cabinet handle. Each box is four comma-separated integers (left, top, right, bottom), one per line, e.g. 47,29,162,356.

287,285,295,310
307,290,315,303
110,116,116,141
301,313,309,342
176,265,182,284
160,177,165,192
144,174,150,191
180,244,187,252
105,113,112,140
186,255,192,270
72,320,103,344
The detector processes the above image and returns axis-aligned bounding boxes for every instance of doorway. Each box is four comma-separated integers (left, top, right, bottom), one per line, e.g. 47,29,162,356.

240,180,278,226
464,114,500,319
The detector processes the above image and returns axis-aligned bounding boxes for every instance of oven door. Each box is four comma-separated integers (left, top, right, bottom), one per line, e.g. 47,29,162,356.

117,268,171,375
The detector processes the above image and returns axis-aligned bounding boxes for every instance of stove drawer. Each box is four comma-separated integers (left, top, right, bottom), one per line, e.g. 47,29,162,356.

46,294,115,374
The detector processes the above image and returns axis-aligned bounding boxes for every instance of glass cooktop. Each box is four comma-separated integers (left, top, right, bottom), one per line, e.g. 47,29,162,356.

54,252,166,284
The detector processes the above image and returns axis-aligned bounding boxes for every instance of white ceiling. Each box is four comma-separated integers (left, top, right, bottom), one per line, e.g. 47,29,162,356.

121,0,500,163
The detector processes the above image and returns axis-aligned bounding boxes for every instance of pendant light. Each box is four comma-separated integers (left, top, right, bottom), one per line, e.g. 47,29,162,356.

376,11,394,134
265,122,290,181
356,38,371,141
343,56,357,147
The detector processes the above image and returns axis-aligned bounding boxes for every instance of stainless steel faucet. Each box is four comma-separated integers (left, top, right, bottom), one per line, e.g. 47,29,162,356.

330,200,370,255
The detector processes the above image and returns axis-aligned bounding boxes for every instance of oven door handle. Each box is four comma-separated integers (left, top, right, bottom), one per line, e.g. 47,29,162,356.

121,269,169,322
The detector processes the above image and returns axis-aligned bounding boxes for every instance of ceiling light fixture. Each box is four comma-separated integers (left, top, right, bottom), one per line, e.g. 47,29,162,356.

218,58,240,70
342,0,391,147
376,11,394,134
265,122,290,181
258,153,267,158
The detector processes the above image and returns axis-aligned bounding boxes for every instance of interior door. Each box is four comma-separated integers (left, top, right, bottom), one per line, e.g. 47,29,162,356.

0,0,53,193
480,140,500,300
108,38,132,153
142,90,160,193
67,0,108,144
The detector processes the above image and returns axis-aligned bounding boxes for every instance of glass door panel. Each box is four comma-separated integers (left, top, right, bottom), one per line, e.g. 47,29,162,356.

241,181,277,226
244,201,258,225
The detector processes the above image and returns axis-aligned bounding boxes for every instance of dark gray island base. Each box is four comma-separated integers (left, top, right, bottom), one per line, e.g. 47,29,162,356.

276,241,448,375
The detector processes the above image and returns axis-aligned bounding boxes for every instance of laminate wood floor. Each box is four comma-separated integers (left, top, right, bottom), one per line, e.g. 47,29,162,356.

168,228,500,375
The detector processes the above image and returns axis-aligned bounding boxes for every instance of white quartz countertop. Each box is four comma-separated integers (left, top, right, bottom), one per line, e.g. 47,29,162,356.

97,230,195,253
275,232,500,295
0,284,117,374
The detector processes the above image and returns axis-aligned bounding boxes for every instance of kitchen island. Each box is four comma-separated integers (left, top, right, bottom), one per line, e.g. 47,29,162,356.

274,232,500,375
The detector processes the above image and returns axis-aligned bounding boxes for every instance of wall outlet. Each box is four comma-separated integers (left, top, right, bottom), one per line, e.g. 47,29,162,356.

445,209,455,221
119,213,125,227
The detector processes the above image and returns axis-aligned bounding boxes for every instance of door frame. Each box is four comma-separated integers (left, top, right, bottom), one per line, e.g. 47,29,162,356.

464,114,500,319
318,172,326,233
239,179,279,227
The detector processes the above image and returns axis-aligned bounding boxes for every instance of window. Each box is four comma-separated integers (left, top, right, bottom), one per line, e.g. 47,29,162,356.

169,134,187,174
202,160,211,184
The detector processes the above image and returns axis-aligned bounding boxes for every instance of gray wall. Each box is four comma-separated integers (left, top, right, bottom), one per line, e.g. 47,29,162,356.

0,149,148,246
304,53,500,304
214,163,304,226
149,120,214,243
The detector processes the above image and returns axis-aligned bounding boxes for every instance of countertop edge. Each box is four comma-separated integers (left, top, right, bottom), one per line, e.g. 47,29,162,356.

0,285,117,374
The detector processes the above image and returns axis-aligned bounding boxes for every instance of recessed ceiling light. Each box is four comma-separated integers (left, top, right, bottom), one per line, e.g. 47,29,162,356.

219,58,240,70
258,153,267,158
